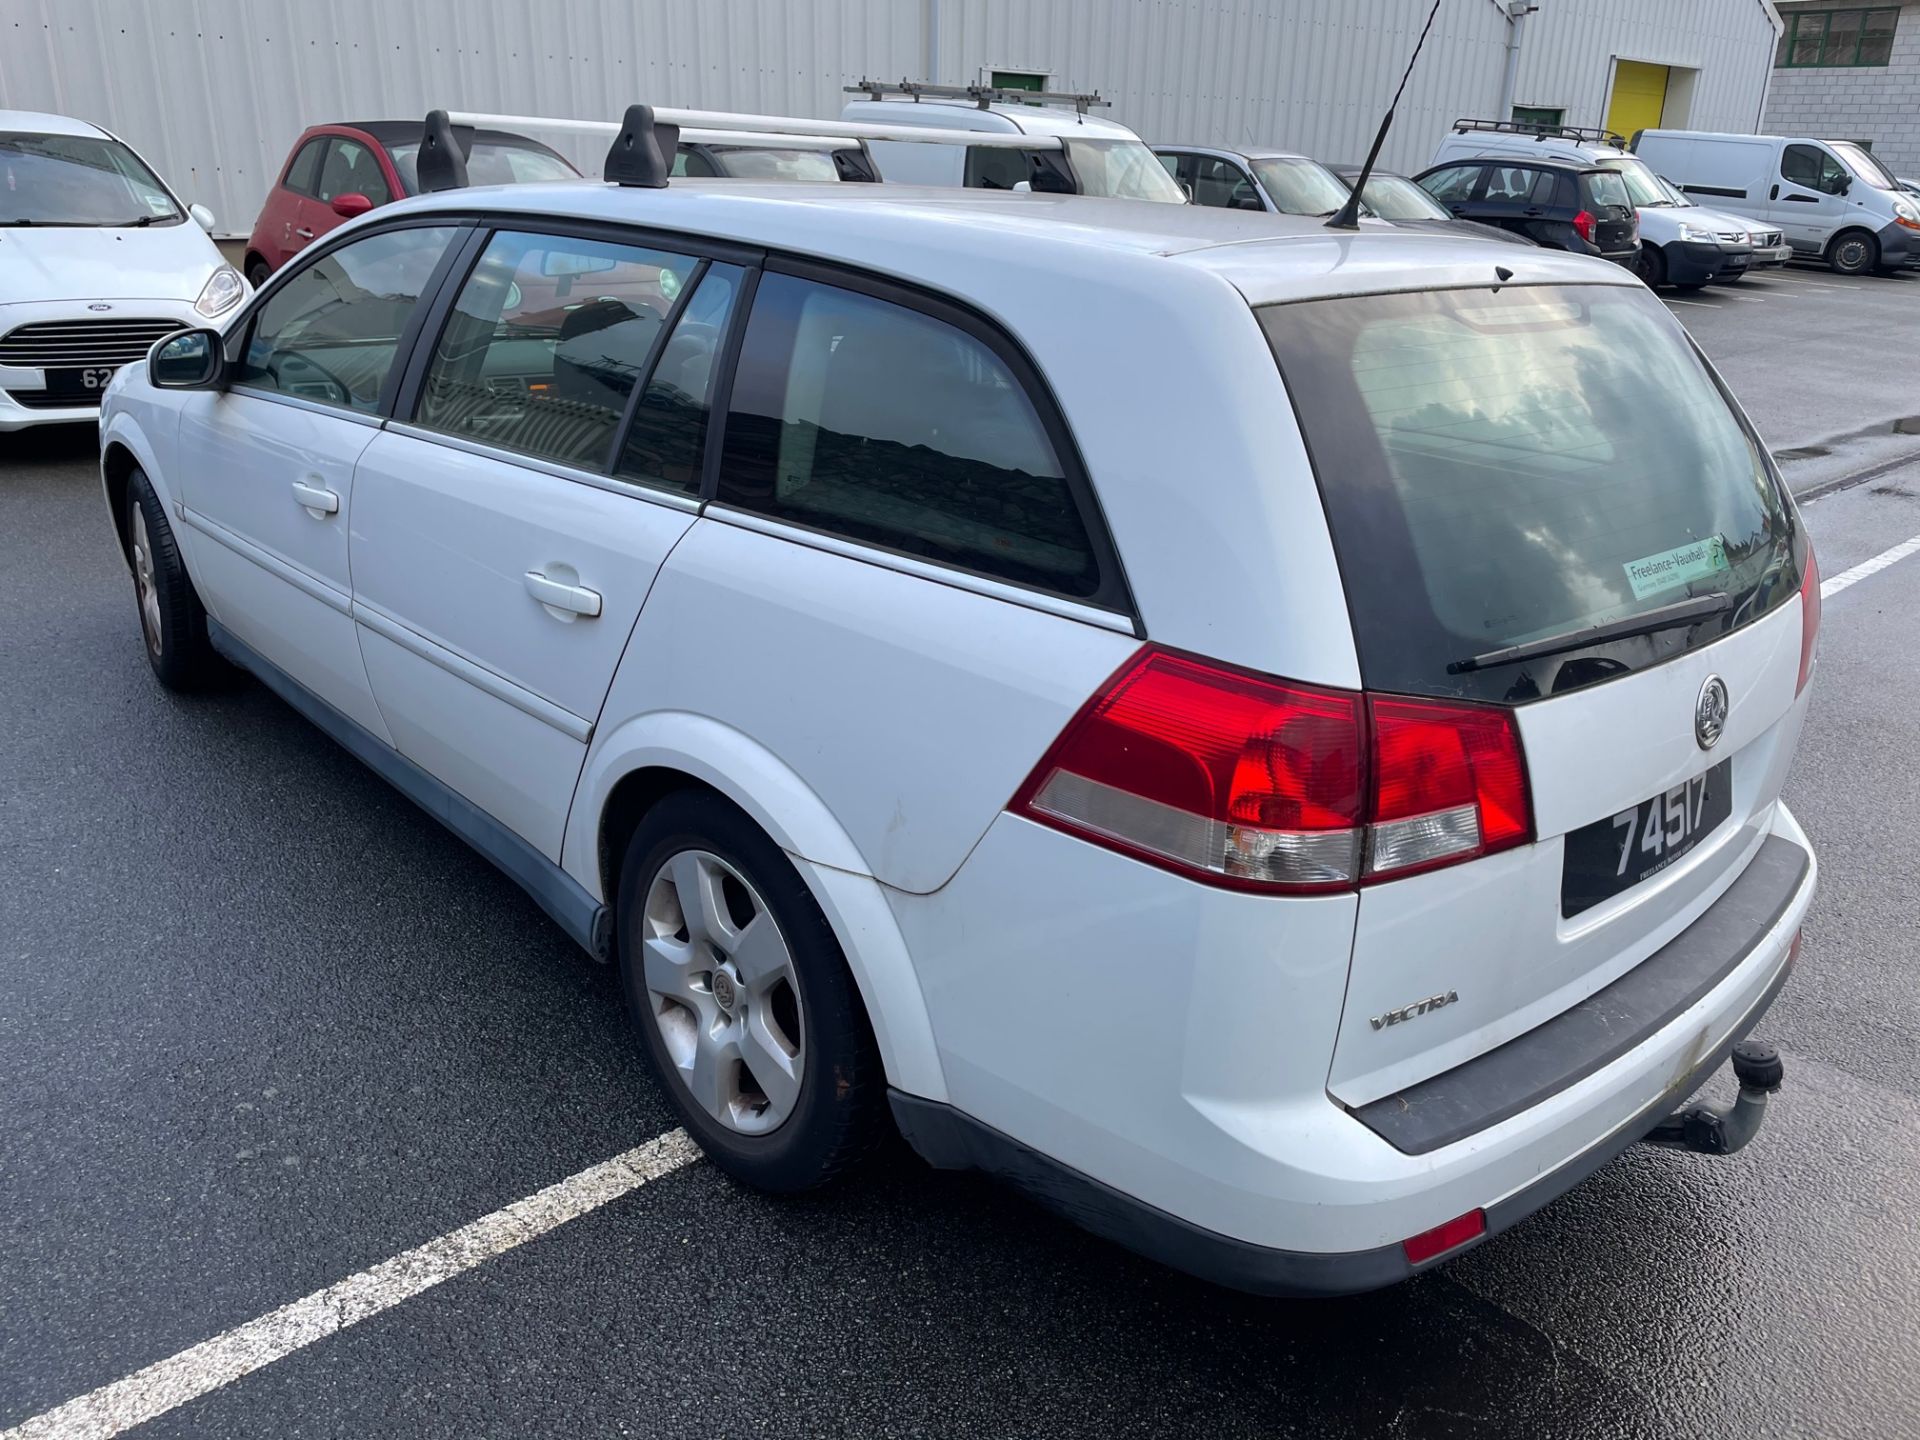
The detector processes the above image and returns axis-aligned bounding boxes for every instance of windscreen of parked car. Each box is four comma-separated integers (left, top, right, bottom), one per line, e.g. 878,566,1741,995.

1062,139,1187,203
1827,140,1899,191
0,131,181,226
1355,174,1449,222
1595,155,1671,206
1251,157,1352,216
1260,284,1802,703
388,139,576,194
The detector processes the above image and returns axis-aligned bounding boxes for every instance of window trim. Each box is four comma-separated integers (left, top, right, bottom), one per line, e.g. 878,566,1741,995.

712,252,1139,623
281,136,330,198
224,216,477,422
1776,6,1900,67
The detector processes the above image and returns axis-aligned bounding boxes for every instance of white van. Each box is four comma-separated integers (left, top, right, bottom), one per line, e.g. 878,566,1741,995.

841,82,1185,203
1430,121,1751,289
1634,129,1920,275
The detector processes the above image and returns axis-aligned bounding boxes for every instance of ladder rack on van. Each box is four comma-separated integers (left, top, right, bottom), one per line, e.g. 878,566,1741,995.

843,77,1111,116
1450,117,1626,147
422,103,1081,194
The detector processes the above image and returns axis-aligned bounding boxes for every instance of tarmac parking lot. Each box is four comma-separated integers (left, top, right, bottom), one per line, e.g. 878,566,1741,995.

4,262,1920,1439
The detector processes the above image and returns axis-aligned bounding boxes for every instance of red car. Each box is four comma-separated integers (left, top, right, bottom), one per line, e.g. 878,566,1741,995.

244,121,577,285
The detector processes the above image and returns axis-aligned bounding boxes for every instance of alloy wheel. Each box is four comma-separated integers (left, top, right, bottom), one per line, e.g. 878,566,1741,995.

639,848,806,1135
130,505,163,658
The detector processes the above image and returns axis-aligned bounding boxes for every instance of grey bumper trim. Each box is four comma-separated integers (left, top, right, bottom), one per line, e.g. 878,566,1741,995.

1350,835,1809,1156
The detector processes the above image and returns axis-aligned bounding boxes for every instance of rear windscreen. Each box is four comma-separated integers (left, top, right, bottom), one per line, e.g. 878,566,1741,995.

1581,170,1632,210
1259,284,1802,703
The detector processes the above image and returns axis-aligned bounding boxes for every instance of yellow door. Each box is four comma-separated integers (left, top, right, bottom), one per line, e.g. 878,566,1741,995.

1606,60,1669,141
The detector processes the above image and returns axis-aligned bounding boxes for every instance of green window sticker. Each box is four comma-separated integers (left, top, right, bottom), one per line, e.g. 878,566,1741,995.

1623,536,1729,600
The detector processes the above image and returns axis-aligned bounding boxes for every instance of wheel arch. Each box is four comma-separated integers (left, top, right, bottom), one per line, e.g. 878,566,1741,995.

1825,225,1878,267
99,417,169,570
569,716,947,1101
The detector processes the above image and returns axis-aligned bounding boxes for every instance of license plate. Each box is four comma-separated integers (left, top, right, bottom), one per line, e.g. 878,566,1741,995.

1561,760,1733,918
41,366,121,401
1724,254,1750,271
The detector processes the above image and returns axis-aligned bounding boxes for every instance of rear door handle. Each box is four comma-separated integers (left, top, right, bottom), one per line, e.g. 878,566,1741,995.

1523,207,1544,217
525,570,602,618
290,480,339,515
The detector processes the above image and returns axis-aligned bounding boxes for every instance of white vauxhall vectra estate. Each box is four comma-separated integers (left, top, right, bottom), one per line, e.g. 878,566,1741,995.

97,110,1818,1295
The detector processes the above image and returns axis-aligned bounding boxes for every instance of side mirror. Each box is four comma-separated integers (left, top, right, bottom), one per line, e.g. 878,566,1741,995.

1232,193,1265,211
1179,182,1194,203
189,203,216,231
331,192,375,219
150,329,225,390
1838,176,1852,196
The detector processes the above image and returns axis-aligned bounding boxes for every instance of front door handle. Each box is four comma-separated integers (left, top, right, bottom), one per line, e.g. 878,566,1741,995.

525,570,602,618
294,227,315,240
291,480,339,515
1769,184,1779,201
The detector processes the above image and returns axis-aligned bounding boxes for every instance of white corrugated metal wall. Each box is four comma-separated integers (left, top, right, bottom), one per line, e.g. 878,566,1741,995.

0,0,1775,236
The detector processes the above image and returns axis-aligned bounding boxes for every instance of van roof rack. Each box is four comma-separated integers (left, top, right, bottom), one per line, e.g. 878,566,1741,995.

1450,117,1627,147
844,78,1110,116
438,105,1077,190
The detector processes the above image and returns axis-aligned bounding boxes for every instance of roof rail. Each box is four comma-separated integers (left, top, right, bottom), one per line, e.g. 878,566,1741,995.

446,108,1066,154
1450,117,1627,147
843,77,1110,116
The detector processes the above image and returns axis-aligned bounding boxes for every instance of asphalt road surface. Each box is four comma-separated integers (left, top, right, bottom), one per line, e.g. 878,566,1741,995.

3,264,1919,1439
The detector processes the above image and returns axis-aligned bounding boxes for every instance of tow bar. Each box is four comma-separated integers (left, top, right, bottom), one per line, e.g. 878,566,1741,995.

1643,1041,1785,1156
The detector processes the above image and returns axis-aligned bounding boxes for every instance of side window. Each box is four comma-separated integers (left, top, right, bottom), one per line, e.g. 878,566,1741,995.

1781,144,1824,190
673,147,719,178
964,145,1029,190
1529,169,1561,205
1191,156,1260,210
717,272,1101,598
415,231,697,469
615,262,745,496
1156,152,1179,180
1484,166,1536,202
283,138,326,197
1421,164,1482,203
237,225,458,413
315,137,392,206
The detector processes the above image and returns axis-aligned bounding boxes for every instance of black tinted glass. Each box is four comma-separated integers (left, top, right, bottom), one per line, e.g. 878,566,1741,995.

717,272,1099,598
1260,285,1800,703
616,262,744,496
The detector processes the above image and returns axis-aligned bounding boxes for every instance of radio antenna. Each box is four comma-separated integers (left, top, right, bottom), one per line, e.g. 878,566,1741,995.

1327,0,1447,230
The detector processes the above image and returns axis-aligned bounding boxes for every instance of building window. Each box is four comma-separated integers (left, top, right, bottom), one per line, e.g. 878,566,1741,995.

1775,7,1900,67
1511,105,1566,132
990,70,1048,92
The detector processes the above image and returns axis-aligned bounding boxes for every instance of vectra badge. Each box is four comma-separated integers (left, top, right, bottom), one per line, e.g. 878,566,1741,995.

1370,991,1459,1031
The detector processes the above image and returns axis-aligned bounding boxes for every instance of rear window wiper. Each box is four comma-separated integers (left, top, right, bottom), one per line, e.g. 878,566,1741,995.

1448,591,1734,674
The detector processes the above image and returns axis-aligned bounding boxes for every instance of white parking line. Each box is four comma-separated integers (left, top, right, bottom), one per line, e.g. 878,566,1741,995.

1820,531,1920,600
1665,297,1713,308
0,1130,701,1440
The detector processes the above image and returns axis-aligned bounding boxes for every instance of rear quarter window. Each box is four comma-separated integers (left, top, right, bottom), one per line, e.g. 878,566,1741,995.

1582,170,1632,210
1259,284,1801,702
716,271,1107,600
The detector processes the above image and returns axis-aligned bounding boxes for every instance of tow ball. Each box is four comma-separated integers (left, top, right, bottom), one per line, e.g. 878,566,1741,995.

1643,1041,1786,1156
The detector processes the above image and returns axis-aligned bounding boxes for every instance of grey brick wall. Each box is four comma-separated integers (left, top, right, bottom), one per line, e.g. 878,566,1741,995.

1765,2,1920,177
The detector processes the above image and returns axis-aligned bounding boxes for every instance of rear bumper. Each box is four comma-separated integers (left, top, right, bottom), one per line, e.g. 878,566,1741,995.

889,803,1815,1295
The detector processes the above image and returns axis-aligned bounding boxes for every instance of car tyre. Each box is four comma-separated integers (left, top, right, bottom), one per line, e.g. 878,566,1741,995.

245,256,272,289
616,790,886,1192
1827,230,1878,276
126,468,224,691
1636,244,1667,289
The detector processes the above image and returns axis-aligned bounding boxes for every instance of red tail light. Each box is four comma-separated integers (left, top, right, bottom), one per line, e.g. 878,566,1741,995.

1013,647,1532,893
1367,694,1532,878
1573,209,1596,242
1797,544,1821,695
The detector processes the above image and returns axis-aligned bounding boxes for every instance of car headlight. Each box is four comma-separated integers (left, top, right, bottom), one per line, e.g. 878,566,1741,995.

1894,199,1920,228
1675,222,1711,242
194,266,246,318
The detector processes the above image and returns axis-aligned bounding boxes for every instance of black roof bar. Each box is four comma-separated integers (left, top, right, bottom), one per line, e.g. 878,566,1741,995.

1450,117,1627,147
604,104,677,188
416,109,470,192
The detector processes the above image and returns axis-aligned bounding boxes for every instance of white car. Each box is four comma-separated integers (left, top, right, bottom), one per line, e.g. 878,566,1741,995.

0,110,247,431
97,138,1820,1293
